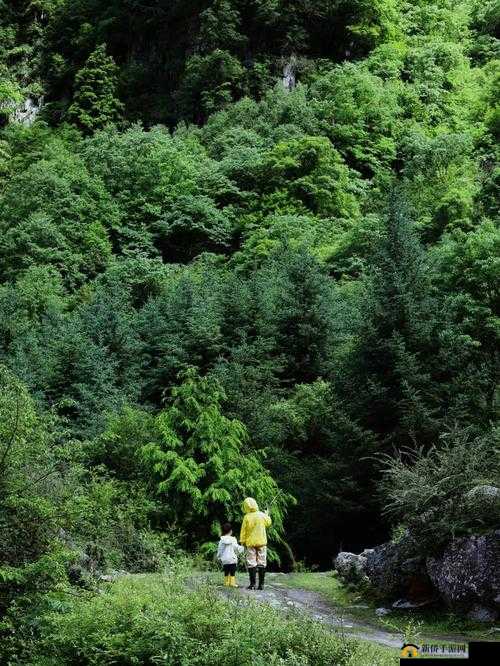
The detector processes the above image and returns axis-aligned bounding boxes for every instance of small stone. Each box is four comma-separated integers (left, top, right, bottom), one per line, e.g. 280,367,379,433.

392,598,433,610
375,607,391,616
349,604,370,609
99,570,127,582
466,605,498,623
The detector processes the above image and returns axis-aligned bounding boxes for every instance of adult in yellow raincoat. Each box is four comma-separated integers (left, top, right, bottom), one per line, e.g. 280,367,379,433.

240,497,272,590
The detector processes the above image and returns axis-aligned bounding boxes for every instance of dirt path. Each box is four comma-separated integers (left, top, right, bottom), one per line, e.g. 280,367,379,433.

227,573,404,649
216,573,471,656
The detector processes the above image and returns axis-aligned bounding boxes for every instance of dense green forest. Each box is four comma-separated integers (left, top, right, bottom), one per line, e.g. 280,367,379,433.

0,0,499,663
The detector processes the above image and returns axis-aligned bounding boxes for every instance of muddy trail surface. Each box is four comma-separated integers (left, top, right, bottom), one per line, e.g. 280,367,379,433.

215,573,472,655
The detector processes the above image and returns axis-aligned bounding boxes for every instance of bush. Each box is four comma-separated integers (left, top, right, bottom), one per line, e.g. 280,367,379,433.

69,474,178,574
381,427,500,552
30,568,392,666
0,365,75,602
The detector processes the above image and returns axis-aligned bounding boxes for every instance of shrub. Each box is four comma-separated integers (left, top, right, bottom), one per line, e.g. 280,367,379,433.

31,568,393,666
381,427,500,552
0,365,75,598
69,474,178,574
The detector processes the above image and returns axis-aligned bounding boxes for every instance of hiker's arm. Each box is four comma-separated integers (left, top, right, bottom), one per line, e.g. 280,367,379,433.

216,541,224,560
264,512,272,527
239,516,247,545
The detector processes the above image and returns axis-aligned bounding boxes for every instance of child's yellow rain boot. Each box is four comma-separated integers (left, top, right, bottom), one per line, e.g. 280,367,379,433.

229,576,238,588
224,575,230,586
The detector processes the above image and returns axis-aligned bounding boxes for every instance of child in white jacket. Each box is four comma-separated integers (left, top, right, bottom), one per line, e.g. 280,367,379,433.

217,522,244,587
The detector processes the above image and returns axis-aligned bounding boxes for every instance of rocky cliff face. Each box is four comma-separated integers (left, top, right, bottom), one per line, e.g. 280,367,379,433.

12,96,44,126
282,60,296,92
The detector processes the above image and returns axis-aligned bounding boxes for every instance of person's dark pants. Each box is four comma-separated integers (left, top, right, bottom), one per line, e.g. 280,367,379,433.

223,563,236,576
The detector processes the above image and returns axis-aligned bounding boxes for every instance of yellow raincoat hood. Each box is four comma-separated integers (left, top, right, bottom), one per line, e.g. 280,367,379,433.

242,497,258,513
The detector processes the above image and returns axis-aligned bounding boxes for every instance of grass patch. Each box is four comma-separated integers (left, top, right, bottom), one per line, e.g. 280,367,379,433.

279,572,499,641
23,565,398,666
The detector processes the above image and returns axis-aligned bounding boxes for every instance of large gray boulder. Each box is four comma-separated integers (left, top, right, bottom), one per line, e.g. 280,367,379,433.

335,551,368,583
426,531,500,621
364,536,432,600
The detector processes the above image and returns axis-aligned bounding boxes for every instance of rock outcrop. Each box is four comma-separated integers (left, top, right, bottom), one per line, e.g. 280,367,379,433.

364,537,431,601
12,96,44,126
339,530,500,621
426,531,500,621
334,551,368,583
282,57,296,92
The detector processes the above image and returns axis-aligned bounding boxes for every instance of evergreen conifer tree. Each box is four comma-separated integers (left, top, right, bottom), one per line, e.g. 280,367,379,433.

341,193,441,449
67,44,123,133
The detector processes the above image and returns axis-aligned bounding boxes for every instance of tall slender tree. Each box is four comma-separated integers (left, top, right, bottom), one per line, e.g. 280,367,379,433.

67,44,123,134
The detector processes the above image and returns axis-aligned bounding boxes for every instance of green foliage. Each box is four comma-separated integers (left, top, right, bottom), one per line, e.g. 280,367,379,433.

29,571,392,666
141,368,293,553
178,50,245,122
430,220,499,425
69,474,175,574
344,0,402,50
0,77,22,123
339,194,443,450
400,131,479,241
311,62,401,176
259,136,361,219
381,427,500,551
0,140,114,287
198,1,246,52
0,0,498,644
81,124,234,257
0,365,77,666
87,407,158,481
0,365,72,572
67,44,123,134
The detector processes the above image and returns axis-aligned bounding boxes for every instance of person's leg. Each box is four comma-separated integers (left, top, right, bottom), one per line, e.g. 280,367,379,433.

257,566,266,589
246,547,257,589
223,564,231,586
228,563,238,587
257,546,267,590
248,566,257,589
